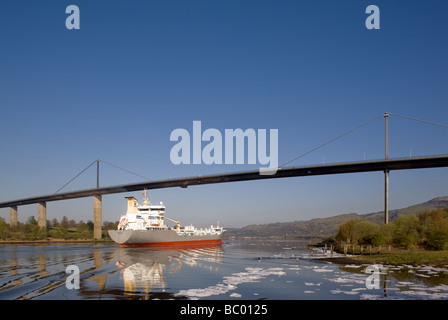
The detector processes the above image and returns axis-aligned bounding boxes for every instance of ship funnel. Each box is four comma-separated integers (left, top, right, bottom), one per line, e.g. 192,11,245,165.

125,197,138,214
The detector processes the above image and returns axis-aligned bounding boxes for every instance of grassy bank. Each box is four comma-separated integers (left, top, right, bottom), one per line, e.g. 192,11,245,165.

0,216,117,242
0,238,115,245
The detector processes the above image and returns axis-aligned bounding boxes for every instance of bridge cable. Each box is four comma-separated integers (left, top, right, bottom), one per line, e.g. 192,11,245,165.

54,160,97,194
98,159,152,181
389,113,448,129
54,160,152,194
279,113,384,168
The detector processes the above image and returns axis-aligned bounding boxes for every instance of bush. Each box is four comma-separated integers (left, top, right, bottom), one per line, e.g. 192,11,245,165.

77,222,90,233
48,227,67,239
363,232,386,246
336,220,357,243
419,209,448,250
392,215,420,249
321,236,337,245
78,230,93,239
336,220,379,245
352,221,380,245
379,223,394,245
24,225,47,240
425,230,448,250
0,219,10,240
335,209,448,250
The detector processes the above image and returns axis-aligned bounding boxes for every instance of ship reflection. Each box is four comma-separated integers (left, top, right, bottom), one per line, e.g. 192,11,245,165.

110,244,223,299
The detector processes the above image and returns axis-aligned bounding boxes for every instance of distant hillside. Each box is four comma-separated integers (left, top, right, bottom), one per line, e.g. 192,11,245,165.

225,196,448,240
362,196,448,224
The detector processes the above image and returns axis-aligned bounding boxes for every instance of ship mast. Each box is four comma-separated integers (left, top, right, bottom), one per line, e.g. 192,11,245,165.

142,188,149,206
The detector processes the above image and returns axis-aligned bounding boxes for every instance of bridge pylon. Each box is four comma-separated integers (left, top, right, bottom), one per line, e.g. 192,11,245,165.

94,194,102,239
384,112,389,224
38,202,46,229
9,206,17,227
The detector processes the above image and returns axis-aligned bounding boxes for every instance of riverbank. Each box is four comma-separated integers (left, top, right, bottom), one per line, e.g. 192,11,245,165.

0,238,115,245
318,250,448,266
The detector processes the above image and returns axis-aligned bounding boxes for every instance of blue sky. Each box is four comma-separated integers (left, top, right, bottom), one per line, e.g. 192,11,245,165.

0,0,448,228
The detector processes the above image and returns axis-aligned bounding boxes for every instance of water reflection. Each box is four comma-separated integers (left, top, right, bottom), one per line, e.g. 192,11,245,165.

1,243,448,300
0,244,224,300
109,244,223,298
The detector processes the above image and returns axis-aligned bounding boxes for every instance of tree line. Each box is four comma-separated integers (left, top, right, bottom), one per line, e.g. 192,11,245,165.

334,208,448,250
0,216,117,241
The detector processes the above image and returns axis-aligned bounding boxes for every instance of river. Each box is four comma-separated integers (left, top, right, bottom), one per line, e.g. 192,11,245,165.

0,240,447,300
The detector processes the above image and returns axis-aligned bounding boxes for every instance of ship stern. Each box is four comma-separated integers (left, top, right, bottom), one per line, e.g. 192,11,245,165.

108,230,133,244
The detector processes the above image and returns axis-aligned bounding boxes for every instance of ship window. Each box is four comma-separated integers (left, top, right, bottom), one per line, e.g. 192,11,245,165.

139,208,149,211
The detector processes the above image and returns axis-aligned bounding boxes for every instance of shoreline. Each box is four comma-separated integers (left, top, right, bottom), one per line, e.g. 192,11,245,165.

0,239,115,245
315,251,448,266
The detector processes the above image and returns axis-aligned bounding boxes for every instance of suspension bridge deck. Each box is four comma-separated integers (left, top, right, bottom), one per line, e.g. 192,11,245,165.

1,155,448,208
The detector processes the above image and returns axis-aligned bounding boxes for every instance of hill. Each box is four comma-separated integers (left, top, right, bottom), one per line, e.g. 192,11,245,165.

225,196,448,240
362,196,448,224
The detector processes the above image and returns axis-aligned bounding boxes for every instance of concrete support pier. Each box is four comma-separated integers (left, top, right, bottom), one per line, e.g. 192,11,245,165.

38,202,47,228
10,206,18,227
94,195,102,239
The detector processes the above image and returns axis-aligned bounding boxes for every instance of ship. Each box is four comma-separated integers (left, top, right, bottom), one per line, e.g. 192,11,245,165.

108,190,225,247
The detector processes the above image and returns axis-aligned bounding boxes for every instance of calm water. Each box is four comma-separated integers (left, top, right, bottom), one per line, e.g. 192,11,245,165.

0,240,447,300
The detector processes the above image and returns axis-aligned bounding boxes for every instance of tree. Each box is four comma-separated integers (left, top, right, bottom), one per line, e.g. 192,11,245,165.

0,218,8,239
61,216,69,229
336,220,357,243
392,215,420,249
102,221,116,239
419,209,448,250
51,218,59,228
103,221,116,231
364,232,386,246
77,221,90,233
68,219,77,228
379,223,394,245
335,220,381,245
425,230,448,250
351,221,380,245
76,221,92,239
27,216,37,225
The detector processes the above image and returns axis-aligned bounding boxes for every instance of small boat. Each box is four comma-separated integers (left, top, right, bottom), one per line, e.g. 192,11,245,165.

108,190,225,247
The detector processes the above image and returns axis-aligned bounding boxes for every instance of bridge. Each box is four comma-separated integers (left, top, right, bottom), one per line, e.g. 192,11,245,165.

1,113,448,239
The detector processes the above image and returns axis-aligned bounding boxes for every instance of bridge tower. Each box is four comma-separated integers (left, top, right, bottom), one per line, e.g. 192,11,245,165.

384,112,389,224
